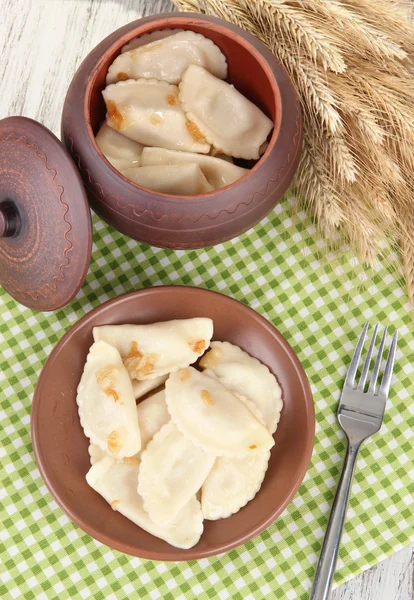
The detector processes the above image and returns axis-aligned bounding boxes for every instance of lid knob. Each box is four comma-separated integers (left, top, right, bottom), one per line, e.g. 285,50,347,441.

0,200,21,238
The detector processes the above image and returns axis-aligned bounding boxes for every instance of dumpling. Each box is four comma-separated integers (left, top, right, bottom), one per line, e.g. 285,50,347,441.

136,390,170,450
165,367,274,457
132,374,168,400
121,29,184,54
121,164,213,195
179,65,273,160
200,342,283,434
138,421,215,526
77,341,141,459
93,318,213,380
103,79,210,153
88,390,169,466
86,456,203,549
88,444,107,466
210,148,234,163
201,451,270,520
107,30,227,85
95,122,144,170
259,141,269,156
140,147,248,190
88,443,140,466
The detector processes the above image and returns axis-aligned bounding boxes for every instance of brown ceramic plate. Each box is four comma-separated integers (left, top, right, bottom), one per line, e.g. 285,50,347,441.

31,287,314,560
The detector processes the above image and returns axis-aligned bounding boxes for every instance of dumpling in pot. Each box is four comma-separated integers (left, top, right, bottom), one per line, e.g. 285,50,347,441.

121,29,184,54
200,341,283,434
209,148,234,163
107,30,227,84
138,421,215,526
77,341,141,459
121,163,213,195
165,367,274,457
140,147,248,190
95,122,144,170
201,450,270,520
179,65,273,160
93,318,213,380
86,456,203,549
103,79,210,153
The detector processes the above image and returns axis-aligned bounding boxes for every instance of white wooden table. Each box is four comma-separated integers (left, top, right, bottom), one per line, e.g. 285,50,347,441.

0,0,412,597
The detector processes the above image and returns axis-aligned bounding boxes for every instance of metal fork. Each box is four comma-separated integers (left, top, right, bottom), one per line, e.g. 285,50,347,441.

310,324,398,600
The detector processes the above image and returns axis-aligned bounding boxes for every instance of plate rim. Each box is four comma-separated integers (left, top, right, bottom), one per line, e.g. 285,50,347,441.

31,286,315,560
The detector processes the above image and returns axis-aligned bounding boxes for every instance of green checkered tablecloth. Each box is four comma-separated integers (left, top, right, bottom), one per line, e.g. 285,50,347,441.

1,197,413,600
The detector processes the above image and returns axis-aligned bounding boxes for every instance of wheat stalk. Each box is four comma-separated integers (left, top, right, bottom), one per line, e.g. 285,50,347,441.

303,0,408,61
253,0,347,73
344,0,414,55
402,227,414,303
173,0,414,303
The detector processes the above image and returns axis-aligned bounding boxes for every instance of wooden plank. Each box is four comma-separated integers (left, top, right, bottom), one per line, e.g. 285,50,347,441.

0,0,174,135
331,544,413,600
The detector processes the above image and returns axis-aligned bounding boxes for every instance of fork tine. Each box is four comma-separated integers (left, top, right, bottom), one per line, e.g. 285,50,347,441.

379,330,398,397
357,324,378,390
345,323,369,387
368,327,388,394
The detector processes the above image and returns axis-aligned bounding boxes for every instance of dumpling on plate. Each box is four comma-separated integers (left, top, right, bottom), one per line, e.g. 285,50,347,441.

140,147,248,190
77,341,141,459
88,389,170,465
136,390,170,451
138,421,215,526
165,367,274,457
88,444,107,466
107,30,227,85
103,79,210,153
179,65,273,160
86,456,203,549
88,442,141,466
132,374,168,400
93,318,213,380
200,341,283,434
121,29,184,54
95,122,144,170
121,163,213,195
201,450,270,520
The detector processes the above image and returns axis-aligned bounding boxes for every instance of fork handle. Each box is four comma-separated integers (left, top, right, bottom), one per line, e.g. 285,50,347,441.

310,441,360,600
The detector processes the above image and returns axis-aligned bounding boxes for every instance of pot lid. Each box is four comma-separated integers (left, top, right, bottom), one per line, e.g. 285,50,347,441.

0,116,92,311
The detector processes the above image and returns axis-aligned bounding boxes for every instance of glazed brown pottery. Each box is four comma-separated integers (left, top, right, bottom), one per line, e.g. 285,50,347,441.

31,287,315,560
62,13,302,250
0,117,92,311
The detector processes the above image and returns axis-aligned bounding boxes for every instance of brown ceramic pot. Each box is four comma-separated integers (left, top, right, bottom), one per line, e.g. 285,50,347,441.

62,13,302,250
